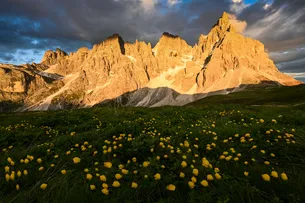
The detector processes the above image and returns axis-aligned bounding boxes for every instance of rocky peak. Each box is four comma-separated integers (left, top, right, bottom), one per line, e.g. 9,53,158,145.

124,40,153,57
100,33,125,55
153,32,192,57
41,48,67,65
214,12,231,32
194,12,237,61
161,32,180,39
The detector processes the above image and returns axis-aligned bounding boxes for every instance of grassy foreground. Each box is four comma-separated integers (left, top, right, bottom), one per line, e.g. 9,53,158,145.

0,105,305,203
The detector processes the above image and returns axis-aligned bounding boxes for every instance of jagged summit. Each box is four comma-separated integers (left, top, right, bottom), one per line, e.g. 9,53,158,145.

104,33,124,43
214,12,231,30
161,32,180,39
41,48,67,65
211,11,237,33
0,12,302,111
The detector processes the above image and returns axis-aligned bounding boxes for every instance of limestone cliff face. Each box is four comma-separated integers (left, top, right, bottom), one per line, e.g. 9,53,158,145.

0,12,302,111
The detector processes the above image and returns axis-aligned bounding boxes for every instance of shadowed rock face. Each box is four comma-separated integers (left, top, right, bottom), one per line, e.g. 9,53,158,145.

0,12,302,111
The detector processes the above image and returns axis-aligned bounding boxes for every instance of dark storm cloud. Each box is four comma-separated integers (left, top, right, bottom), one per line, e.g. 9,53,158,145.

243,0,305,52
0,0,304,74
238,0,305,74
277,58,305,73
269,47,305,64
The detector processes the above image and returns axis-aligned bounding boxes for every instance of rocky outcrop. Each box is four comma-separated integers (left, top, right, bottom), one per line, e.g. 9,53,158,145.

0,12,302,111
41,48,68,65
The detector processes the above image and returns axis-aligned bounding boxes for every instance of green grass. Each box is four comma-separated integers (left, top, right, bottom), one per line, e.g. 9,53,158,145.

1,104,305,203
187,84,305,107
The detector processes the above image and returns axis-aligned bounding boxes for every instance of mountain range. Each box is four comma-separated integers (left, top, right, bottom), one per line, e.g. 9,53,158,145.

0,12,302,111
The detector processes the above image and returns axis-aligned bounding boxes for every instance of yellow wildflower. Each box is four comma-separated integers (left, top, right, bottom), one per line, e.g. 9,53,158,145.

121,169,129,175
101,188,109,195
100,175,107,182
281,173,288,180
40,183,48,190
271,171,278,178
154,173,161,180
17,171,22,177
181,161,187,168
112,181,120,187
207,174,214,181
193,168,199,176
202,158,210,168
201,180,208,187
188,181,195,189
104,162,112,168
225,156,232,161
143,161,149,167
215,173,222,180
131,182,138,189
90,185,96,190
262,174,270,181
219,155,225,160
180,172,185,178
115,174,122,180
244,171,249,176
5,174,10,181
166,184,176,191
86,174,93,180
73,157,81,164
61,170,67,175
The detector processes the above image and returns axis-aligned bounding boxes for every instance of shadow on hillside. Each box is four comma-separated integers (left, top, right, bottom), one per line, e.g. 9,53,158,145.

1,80,304,112
93,80,289,108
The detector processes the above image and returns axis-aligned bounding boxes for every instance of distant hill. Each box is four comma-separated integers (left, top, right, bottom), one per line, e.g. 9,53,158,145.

186,84,305,107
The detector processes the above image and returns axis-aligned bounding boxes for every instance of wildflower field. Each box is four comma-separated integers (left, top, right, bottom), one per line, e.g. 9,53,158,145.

0,104,305,203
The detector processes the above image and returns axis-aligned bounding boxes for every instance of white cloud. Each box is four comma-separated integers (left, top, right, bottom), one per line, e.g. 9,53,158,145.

228,14,247,33
141,0,156,11
167,0,181,7
244,8,304,43
264,4,270,10
230,0,248,14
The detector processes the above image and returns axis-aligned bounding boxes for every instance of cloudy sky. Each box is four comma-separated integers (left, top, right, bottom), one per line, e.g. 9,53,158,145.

1,0,304,81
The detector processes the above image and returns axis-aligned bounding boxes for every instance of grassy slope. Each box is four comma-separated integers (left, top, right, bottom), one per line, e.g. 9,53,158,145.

0,104,305,203
187,85,305,106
